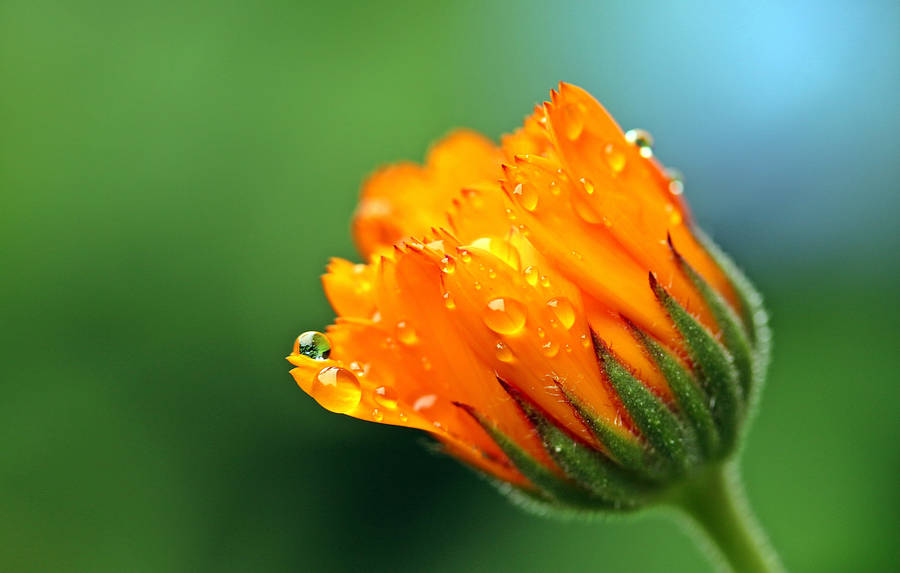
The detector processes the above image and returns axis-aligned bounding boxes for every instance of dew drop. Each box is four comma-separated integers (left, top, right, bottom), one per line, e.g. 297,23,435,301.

482,298,527,335
540,275,551,288
666,168,684,195
413,394,437,412
441,256,456,274
458,249,472,263
395,321,418,345
374,386,399,410
665,203,683,226
547,297,576,329
512,182,538,211
541,340,559,358
469,237,521,271
604,143,627,173
523,266,539,286
443,291,456,309
562,103,585,140
372,408,384,422
579,177,594,195
495,341,514,363
625,129,654,158
294,331,331,360
398,411,408,422
311,366,362,413
580,333,591,348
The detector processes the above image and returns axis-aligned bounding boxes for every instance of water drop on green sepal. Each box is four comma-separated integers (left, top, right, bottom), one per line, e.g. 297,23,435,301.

497,379,648,508
649,274,743,452
454,402,621,510
625,320,721,459
592,333,699,473
555,381,667,481
668,235,754,396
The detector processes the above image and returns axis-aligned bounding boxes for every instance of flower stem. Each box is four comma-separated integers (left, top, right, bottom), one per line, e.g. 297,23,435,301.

666,462,784,573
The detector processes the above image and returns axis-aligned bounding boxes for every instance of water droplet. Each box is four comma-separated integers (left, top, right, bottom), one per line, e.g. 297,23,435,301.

547,297,576,329
414,394,437,411
395,321,418,345
665,203,683,226
541,340,559,357
495,341,514,363
580,334,591,348
666,168,684,195
540,275,551,288
443,291,456,309
505,208,516,221
482,298,527,335
374,386,399,410
488,268,496,279
579,178,594,195
625,129,654,158
549,180,561,196
311,366,362,413
604,143,626,173
536,327,546,340
562,103,585,140
372,408,384,422
523,266,539,286
294,331,331,360
572,189,602,224
398,411,408,422
473,281,482,290
441,256,456,274
458,249,472,263
421,356,432,371
469,237,521,271
512,182,538,212
564,343,573,353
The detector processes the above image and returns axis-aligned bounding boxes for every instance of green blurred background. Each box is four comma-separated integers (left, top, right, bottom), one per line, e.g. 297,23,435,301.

2,1,898,571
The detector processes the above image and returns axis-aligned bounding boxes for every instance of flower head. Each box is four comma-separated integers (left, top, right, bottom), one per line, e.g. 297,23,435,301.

287,83,768,512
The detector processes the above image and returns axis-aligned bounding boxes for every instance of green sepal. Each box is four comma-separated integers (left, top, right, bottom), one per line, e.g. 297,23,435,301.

554,380,666,481
453,402,617,510
649,273,743,453
497,379,647,509
691,228,772,413
625,319,720,459
669,235,754,396
592,333,698,474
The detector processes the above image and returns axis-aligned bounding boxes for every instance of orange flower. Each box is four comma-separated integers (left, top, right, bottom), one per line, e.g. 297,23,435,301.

287,83,767,510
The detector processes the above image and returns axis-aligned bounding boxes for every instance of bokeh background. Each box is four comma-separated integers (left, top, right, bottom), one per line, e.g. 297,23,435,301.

2,1,898,571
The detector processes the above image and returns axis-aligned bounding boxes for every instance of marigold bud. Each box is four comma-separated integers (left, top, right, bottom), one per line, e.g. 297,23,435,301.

286,83,770,513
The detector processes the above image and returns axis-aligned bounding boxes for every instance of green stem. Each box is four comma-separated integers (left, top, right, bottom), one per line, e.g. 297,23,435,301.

666,463,784,573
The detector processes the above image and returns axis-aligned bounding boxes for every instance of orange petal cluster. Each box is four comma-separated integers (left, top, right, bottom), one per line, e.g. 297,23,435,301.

288,83,742,486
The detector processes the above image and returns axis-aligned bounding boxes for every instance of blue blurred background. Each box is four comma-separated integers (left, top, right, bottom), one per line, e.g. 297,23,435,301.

2,1,898,571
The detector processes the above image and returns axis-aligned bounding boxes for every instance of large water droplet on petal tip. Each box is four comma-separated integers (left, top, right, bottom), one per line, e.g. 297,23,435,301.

295,331,331,360
523,266,539,286
625,129,654,158
311,366,361,413
483,297,527,335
